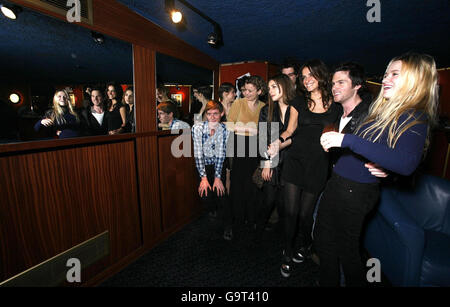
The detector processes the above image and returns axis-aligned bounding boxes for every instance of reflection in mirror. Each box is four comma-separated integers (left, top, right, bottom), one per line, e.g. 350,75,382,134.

156,52,213,129
0,5,134,144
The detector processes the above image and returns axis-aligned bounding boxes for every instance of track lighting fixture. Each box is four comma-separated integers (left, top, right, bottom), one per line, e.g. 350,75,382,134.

166,0,224,48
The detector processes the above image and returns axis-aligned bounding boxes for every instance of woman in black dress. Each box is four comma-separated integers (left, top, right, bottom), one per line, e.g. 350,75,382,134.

105,83,127,135
269,59,341,278
256,74,296,233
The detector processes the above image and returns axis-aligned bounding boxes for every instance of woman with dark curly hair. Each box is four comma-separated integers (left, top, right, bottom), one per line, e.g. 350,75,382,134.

269,59,341,278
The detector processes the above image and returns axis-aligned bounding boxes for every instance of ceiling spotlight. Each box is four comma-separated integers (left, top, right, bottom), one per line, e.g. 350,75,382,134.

1,4,22,20
91,31,104,44
207,32,217,46
207,25,222,47
171,10,182,23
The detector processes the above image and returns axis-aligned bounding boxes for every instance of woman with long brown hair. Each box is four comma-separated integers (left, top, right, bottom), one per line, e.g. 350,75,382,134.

256,74,297,234
269,59,341,278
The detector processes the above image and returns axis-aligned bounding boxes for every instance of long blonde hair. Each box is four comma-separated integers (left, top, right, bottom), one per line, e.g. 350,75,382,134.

49,90,79,125
357,53,438,150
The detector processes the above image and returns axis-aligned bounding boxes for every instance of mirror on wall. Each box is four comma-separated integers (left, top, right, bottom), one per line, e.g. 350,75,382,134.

155,52,213,129
0,5,134,144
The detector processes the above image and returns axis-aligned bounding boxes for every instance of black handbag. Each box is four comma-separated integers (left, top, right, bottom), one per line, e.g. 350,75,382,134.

252,167,264,189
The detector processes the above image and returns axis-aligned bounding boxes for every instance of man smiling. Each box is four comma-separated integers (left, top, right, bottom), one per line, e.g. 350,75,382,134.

331,62,387,177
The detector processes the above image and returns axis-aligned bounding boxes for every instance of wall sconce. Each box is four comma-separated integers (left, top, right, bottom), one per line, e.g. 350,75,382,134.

0,3,22,20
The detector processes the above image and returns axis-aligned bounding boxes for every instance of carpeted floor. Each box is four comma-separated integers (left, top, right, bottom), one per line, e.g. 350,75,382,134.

100,213,320,287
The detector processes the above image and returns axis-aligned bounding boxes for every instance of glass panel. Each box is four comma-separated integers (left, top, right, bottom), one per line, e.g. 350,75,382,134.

0,6,134,144
156,52,213,129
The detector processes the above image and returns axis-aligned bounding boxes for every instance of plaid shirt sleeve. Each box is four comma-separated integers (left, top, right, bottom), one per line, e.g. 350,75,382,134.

192,123,206,178
214,124,229,179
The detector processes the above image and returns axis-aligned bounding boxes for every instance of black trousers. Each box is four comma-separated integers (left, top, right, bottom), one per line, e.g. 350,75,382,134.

201,164,230,227
229,134,259,226
313,172,379,287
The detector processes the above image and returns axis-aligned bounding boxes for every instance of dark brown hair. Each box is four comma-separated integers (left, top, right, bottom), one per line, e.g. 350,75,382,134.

267,74,296,122
300,59,332,110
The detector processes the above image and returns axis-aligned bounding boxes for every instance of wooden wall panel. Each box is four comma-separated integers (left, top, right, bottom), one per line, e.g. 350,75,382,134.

0,141,142,281
438,69,450,118
220,62,271,85
2,0,219,285
134,46,156,132
158,134,201,230
135,136,163,246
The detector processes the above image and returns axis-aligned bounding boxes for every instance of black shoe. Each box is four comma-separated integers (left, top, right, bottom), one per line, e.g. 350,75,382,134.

223,228,233,241
292,248,306,263
280,251,292,278
264,223,274,231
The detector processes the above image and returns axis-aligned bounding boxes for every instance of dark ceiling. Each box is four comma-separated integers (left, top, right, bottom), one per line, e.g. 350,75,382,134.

0,0,448,86
0,4,133,85
118,0,450,76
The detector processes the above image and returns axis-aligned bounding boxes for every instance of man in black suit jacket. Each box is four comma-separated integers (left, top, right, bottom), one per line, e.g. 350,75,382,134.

330,62,386,176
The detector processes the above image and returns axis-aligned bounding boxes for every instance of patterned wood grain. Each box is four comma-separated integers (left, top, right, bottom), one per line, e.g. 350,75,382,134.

158,134,201,231
135,135,163,247
0,141,142,281
133,46,156,132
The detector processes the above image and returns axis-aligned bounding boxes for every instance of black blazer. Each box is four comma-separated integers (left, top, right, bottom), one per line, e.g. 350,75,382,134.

81,108,109,136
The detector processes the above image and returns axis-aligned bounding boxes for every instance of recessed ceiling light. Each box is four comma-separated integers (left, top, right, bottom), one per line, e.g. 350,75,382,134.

1,4,22,20
9,93,20,104
171,10,182,23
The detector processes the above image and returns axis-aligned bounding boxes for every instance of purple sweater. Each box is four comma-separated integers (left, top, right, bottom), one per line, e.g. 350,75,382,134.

333,112,428,183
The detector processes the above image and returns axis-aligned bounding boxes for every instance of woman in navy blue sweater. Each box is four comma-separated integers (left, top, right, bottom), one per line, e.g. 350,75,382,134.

34,89,81,139
316,53,439,286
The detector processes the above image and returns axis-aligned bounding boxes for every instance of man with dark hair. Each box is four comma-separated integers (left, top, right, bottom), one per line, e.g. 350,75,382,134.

332,62,371,135
330,62,388,178
281,57,303,97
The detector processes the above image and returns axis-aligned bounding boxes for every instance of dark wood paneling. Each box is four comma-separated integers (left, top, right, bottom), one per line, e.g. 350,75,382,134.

135,135,162,246
158,134,201,230
2,0,217,286
0,141,142,281
134,46,156,132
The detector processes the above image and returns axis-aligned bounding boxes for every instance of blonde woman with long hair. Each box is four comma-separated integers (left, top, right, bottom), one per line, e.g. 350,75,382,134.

34,89,81,138
316,53,438,287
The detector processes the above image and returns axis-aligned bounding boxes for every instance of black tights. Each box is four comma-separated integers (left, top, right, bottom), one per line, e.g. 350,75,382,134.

283,181,319,257
256,183,282,230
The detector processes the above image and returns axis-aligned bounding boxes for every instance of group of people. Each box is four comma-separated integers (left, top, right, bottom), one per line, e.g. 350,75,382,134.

189,53,439,287
34,83,135,138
